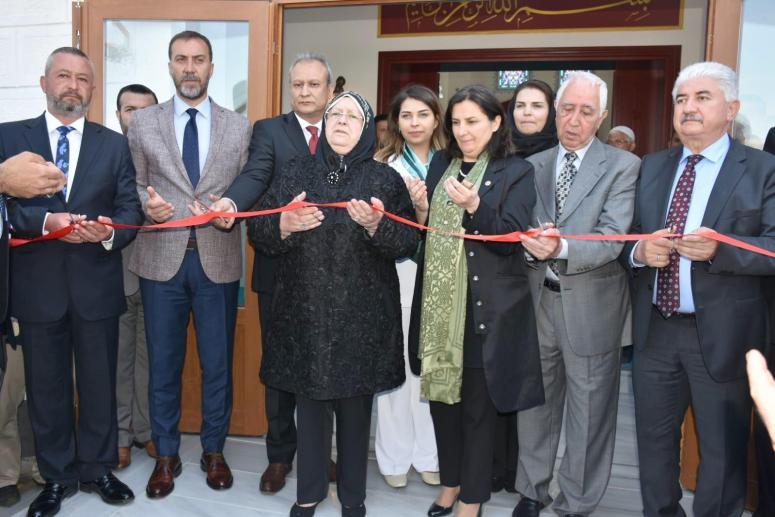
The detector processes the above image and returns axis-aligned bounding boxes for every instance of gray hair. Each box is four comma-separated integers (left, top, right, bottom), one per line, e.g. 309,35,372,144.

556,71,608,113
609,125,635,142
671,61,739,102
289,52,333,86
45,47,95,78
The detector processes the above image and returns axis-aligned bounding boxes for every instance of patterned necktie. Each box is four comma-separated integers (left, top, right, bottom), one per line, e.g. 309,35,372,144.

306,125,319,154
55,126,74,198
182,108,199,187
549,151,578,277
656,154,704,317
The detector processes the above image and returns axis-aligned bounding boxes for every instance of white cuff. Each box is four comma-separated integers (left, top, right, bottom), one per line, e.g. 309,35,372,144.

630,242,646,268
101,228,115,250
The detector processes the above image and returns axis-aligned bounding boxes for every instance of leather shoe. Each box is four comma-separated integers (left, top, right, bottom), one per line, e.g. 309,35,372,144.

146,456,182,499
342,503,366,517
200,452,233,490
80,473,134,504
427,501,454,517
0,484,20,506
261,463,292,493
513,497,544,517
117,447,131,469
329,459,337,483
290,502,319,516
27,482,77,517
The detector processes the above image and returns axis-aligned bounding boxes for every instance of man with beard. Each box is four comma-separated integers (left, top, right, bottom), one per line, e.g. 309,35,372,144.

0,47,143,517
126,31,250,498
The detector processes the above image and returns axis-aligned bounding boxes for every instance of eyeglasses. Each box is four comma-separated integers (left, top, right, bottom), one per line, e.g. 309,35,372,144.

326,111,364,125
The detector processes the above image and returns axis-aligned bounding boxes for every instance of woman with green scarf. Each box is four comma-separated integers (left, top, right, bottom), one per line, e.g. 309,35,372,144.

406,85,545,517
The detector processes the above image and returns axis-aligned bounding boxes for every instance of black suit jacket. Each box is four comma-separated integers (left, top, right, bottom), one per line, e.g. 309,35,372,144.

764,126,775,156
623,139,775,381
407,151,544,413
0,113,143,323
223,112,310,293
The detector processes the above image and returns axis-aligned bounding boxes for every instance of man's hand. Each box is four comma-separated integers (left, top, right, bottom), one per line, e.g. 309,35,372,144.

0,152,66,198
207,195,237,230
633,228,674,268
675,227,719,262
521,223,561,261
74,215,114,243
278,192,324,239
346,197,384,237
747,350,775,451
443,177,480,214
146,186,174,223
45,213,84,244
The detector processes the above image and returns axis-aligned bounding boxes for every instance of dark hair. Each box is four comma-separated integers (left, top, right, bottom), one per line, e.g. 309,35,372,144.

116,84,159,110
168,30,212,61
375,113,388,123
45,47,92,75
375,84,446,163
511,79,555,109
444,85,514,160
506,79,558,157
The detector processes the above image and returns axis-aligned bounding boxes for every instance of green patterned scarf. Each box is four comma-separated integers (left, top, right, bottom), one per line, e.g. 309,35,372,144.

419,152,489,404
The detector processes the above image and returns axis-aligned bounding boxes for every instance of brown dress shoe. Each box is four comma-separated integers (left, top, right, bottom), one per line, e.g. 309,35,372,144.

329,459,337,483
116,447,131,470
146,455,182,499
144,440,158,459
200,452,233,490
260,463,292,493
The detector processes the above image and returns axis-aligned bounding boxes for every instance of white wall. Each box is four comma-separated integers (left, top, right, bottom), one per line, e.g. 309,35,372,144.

0,0,72,123
282,0,708,112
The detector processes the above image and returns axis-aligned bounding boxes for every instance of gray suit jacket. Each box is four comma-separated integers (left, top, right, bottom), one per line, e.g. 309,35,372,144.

127,98,251,283
527,138,640,356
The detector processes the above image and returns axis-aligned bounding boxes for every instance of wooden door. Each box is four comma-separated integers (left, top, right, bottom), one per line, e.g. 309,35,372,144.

74,0,272,436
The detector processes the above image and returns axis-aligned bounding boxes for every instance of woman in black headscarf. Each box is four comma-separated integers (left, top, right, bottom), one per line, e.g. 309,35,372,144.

248,91,419,517
505,79,558,158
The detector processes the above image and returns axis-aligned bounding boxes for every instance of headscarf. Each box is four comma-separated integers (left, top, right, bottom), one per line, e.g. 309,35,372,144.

505,81,559,157
316,91,375,184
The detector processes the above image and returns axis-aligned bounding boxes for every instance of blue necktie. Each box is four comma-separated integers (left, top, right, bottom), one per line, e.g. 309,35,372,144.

55,126,74,197
182,108,199,188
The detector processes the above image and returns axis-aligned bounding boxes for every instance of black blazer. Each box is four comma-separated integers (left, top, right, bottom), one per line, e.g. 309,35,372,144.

623,140,775,381
223,112,311,293
0,114,143,323
408,151,545,413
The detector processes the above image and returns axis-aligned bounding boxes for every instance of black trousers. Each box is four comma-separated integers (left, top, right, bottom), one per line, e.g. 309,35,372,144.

430,367,498,504
20,311,119,485
492,412,518,482
296,393,373,507
258,291,297,464
634,308,750,517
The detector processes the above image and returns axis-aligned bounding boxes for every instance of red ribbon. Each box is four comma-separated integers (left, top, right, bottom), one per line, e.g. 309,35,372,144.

9,201,775,259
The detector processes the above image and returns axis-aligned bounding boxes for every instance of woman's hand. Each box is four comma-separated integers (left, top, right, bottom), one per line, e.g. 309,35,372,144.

278,191,324,239
347,197,384,237
443,177,480,214
405,176,429,225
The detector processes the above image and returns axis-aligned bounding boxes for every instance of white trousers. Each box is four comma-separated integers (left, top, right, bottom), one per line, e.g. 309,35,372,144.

375,260,438,475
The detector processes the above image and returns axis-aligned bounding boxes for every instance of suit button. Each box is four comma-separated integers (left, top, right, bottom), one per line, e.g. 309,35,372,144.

472,275,479,281
476,300,483,306
468,251,474,257
484,180,492,186
479,323,486,330
474,230,480,235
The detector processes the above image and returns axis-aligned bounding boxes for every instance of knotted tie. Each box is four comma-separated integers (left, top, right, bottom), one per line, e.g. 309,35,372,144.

55,126,74,198
549,151,578,277
306,125,319,154
182,108,200,187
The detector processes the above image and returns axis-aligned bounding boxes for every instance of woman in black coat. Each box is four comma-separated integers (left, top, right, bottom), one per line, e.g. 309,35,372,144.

405,85,544,517
248,91,419,517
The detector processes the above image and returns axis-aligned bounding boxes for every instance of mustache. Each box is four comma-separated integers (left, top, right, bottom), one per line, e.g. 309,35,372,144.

58,90,82,100
681,114,703,124
181,73,200,82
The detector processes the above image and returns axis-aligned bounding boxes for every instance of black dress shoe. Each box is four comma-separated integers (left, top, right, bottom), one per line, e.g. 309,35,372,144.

512,496,544,517
0,484,20,506
427,501,454,517
491,475,504,492
27,482,77,517
80,473,134,504
290,502,319,516
342,503,366,517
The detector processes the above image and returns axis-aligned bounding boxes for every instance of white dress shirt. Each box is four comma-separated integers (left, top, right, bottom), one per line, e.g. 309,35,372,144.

294,113,322,148
173,94,211,175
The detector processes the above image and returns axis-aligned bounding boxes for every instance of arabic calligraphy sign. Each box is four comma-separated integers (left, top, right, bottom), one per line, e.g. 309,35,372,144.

379,0,683,37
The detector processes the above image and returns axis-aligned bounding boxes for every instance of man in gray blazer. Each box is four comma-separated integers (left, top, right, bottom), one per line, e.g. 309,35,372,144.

514,72,640,517
126,31,250,498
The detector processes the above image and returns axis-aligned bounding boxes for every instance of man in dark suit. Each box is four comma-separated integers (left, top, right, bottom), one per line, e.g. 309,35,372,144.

209,52,333,493
624,61,775,517
0,47,143,517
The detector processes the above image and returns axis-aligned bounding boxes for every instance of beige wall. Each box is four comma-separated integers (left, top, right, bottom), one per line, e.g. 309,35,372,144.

282,1,707,112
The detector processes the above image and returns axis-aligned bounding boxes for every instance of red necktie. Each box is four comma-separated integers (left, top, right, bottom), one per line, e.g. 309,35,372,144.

307,126,319,154
656,154,703,317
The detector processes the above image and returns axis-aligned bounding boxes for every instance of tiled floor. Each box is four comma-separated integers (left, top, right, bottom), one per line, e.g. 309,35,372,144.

1,371,713,516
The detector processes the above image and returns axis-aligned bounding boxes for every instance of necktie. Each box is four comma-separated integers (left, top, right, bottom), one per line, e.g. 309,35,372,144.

182,108,199,188
656,154,704,317
55,126,74,198
549,151,578,277
306,126,319,154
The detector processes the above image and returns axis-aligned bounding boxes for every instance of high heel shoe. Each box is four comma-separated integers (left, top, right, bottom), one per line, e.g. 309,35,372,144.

427,501,454,517
290,502,319,516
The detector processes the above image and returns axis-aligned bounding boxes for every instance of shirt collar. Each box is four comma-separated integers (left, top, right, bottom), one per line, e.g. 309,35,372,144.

558,138,594,164
294,112,322,133
680,133,730,165
45,110,85,135
173,94,211,120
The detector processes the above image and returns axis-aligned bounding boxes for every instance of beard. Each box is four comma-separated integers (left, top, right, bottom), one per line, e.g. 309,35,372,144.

173,72,209,100
48,90,89,116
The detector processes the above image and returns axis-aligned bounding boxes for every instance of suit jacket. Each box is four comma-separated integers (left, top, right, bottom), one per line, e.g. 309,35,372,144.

0,198,7,323
127,98,251,283
223,111,311,293
528,139,640,356
408,152,545,413
623,140,775,381
0,113,143,322
764,127,775,156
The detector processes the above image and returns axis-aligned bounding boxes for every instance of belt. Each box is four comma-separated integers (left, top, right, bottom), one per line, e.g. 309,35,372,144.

185,237,198,251
543,278,561,292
